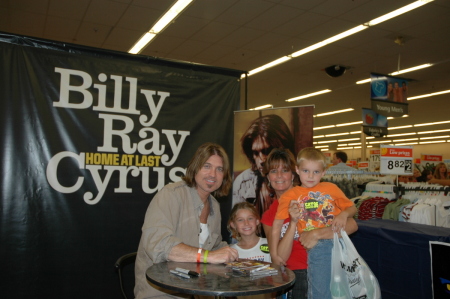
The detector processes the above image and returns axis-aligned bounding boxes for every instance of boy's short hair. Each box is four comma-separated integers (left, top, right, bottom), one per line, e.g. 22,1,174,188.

297,147,327,169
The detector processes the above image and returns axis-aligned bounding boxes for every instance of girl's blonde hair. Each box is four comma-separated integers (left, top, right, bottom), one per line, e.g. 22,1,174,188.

227,202,261,241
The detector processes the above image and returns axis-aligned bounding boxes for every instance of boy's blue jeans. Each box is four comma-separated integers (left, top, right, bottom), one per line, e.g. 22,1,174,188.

307,239,333,299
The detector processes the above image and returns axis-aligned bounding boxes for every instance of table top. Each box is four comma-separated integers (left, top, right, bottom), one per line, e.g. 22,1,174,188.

146,261,296,297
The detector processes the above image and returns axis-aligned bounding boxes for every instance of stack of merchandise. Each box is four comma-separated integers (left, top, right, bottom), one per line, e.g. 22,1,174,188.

225,260,278,277
357,197,392,220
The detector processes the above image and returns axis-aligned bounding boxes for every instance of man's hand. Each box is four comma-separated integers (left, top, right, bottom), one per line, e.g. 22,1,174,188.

207,246,239,263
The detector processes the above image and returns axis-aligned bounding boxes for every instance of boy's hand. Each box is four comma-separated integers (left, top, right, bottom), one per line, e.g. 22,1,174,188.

331,212,348,232
288,200,301,223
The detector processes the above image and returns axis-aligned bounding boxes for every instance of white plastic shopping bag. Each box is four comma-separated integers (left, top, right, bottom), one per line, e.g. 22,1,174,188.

331,230,381,299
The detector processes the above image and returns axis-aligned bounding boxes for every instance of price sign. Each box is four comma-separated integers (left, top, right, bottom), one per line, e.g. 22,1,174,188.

369,149,380,172
380,145,413,175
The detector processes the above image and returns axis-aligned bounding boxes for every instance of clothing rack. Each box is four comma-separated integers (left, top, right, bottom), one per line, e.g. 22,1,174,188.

399,184,450,227
398,184,450,196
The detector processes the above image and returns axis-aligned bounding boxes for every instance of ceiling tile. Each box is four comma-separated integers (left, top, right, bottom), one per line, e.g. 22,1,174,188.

48,0,90,20
83,0,130,26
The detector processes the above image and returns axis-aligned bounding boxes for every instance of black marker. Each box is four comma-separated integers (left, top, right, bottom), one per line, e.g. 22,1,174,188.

175,267,199,277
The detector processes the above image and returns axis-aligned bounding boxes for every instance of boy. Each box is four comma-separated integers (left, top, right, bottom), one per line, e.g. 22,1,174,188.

272,147,357,299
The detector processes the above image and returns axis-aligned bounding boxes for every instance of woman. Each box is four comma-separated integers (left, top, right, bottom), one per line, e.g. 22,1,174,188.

261,148,358,299
434,162,449,180
260,148,307,299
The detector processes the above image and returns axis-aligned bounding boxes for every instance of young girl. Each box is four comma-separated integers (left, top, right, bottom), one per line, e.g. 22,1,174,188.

228,202,271,262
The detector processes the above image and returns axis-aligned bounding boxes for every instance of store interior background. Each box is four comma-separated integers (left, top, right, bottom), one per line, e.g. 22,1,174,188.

1,0,449,163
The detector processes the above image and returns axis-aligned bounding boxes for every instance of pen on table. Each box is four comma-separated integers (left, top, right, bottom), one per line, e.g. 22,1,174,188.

175,267,199,277
169,269,191,279
250,264,270,273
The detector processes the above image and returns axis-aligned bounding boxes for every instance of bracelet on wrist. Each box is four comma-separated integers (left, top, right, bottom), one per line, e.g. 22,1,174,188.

203,250,209,264
197,248,202,263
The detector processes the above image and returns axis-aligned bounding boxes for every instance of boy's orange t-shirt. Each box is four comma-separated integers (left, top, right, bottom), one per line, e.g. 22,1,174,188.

275,182,354,232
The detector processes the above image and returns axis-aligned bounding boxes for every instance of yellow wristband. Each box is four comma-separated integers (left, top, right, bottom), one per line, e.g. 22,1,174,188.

197,248,202,263
203,250,209,264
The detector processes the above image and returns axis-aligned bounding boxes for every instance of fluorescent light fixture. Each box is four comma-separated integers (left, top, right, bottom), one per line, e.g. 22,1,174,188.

339,138,360,142
396,142,418,145
366,136,375,139
129,33,156,54
356,78,371,84
386,132,417,137
414,120,450,127
244,1,433,76
337,147,353,150
318,140,337,144
389,125,413,130
367,1,433,26
418,129,450,134
387,115,407,120
325,132,350,137
313,125,336,130
315,145,329,148
370,140,392,144
291,25,368,58
390,63,432,75
249,104,273,110
315,108,354,117
286,89,331,102
392,138,419,142
248,56,291,76
420,140,447,144
320,148,329,151
151,0,193,33
348,142,362,146
336,121,363,127
313,135,325,139
350,131,360,134
420,135,450,140
129,0,193,54
356,63,433,85
408,89,450,100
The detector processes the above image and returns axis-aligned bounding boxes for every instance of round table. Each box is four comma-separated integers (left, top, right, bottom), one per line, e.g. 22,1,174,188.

146,261,296,298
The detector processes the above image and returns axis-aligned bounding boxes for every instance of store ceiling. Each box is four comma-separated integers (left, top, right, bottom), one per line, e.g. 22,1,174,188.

1,0,450,148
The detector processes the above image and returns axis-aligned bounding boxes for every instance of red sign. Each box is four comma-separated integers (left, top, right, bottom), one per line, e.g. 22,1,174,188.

381,147,413,158
421,155,442,162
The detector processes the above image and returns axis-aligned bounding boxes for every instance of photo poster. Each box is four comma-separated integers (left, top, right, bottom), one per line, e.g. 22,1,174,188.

0,34,242,298
430,241,450,299
362,108,388,137
232,105,314,234
421,154,443,172
370,73,409,117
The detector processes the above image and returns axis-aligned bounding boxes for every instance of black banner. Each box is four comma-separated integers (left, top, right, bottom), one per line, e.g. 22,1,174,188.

362,125,388,137
0,34,242,298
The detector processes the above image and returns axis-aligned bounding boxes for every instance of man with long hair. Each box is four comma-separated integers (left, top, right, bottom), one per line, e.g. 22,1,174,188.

233,114,295,220
135,142,239,299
